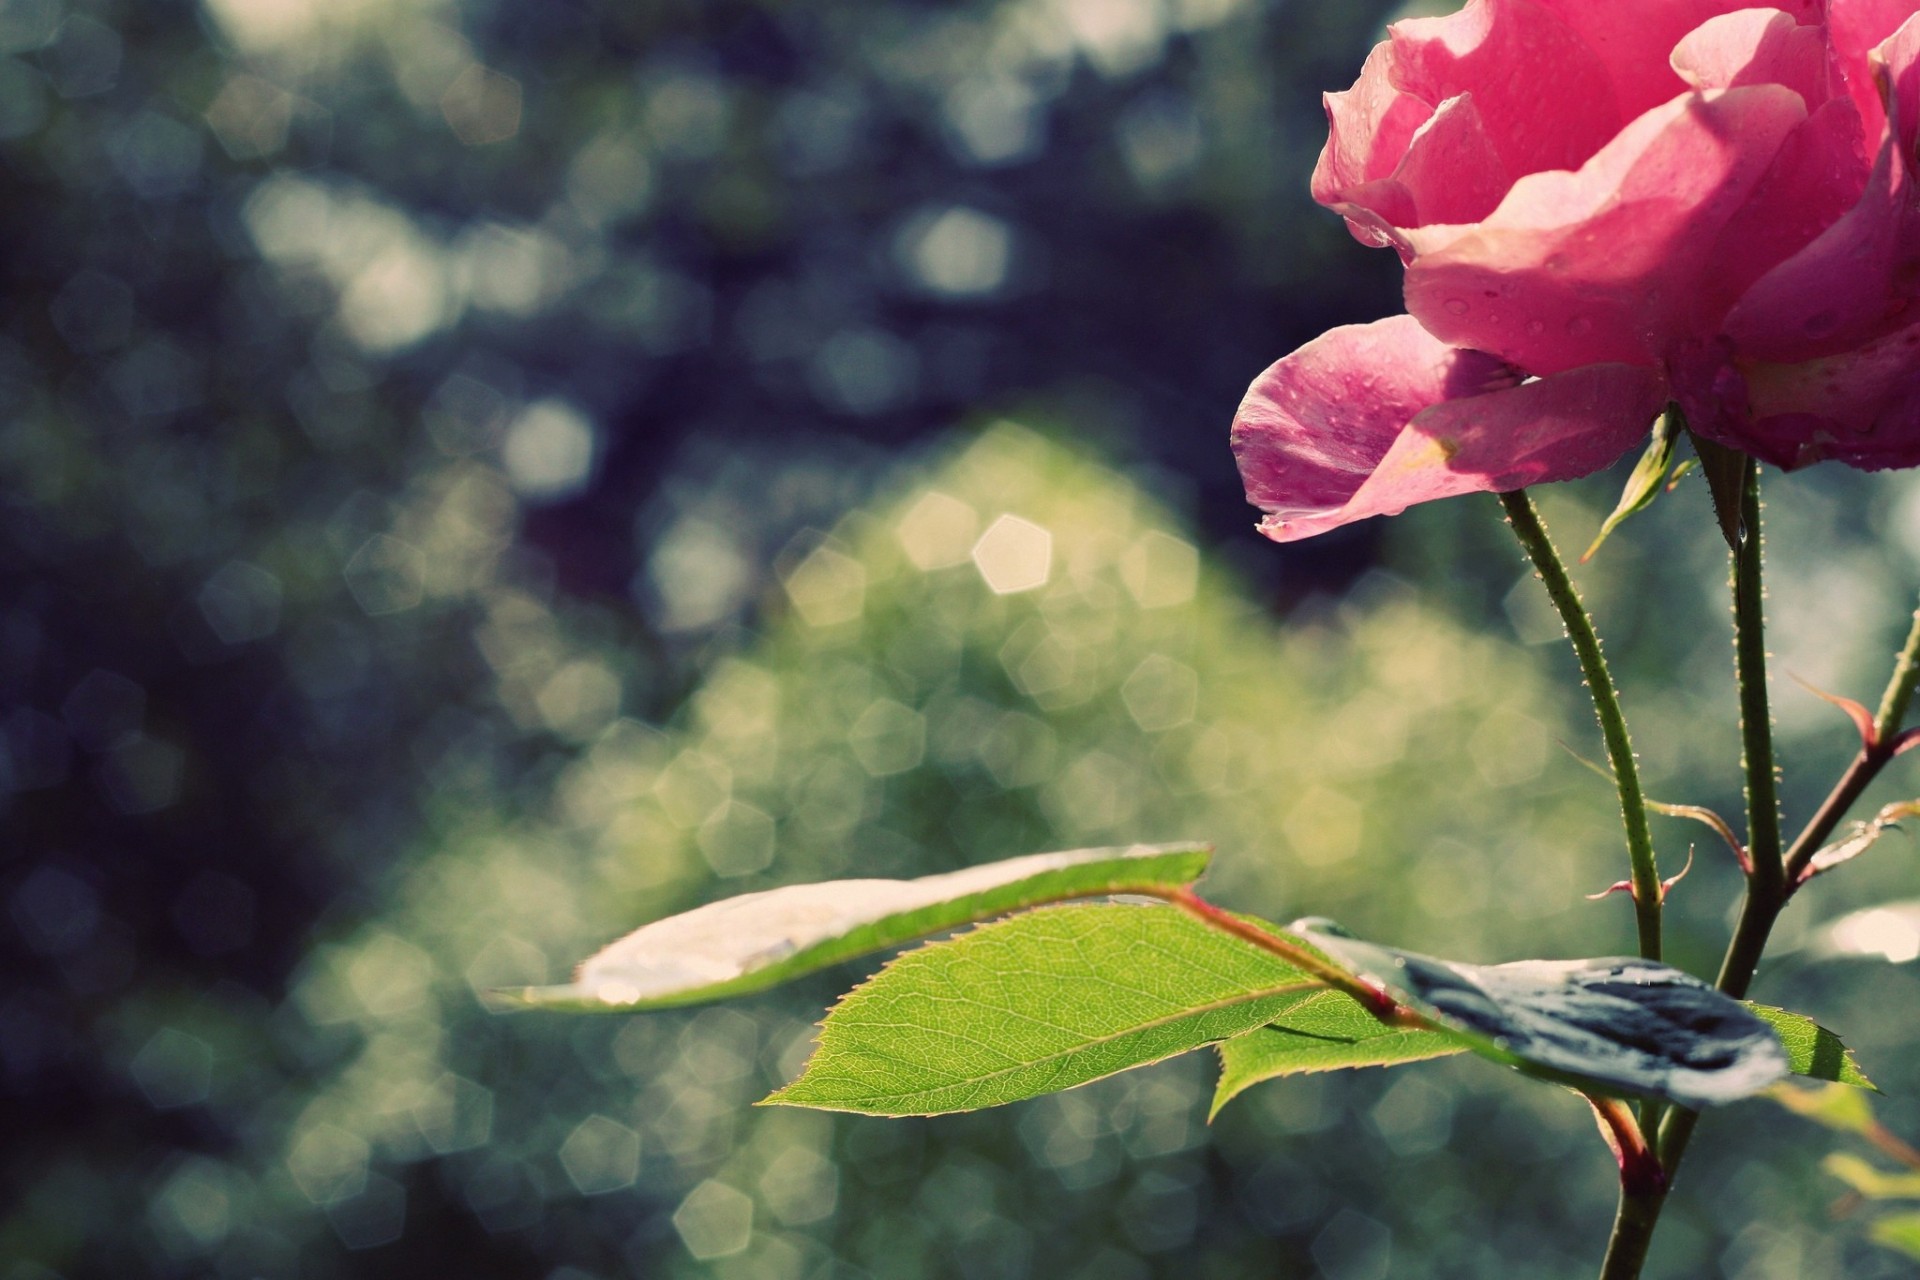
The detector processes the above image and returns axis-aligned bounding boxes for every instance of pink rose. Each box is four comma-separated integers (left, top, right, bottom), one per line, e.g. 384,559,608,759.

1235,1,1920,542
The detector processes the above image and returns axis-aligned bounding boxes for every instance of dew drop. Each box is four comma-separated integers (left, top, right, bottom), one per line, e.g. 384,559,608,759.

1525,318,1546,336
1803,310,1839,337
1444,298,1470,316
1566,316,1593,338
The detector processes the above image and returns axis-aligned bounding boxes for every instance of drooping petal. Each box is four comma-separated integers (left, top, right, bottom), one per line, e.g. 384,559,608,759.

1388,0,1622,180
1533,0,1822,119
1403,85,1807,375
1297,364,1668,540
1670,8,1834,105
1734,319,1920,468
1721,16,1920,362
1231,316,1517,541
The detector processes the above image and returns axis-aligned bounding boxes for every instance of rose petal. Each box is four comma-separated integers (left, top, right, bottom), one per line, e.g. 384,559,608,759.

1403,86,1806,375
1313,42,1437,247
1306,364,1667,539
1388,0,1621,180
1735,319,1920,468
1721,17,1920,361
1331,94,1512,235
1670,8,1833,105
1699,96,1870,321
1827,0,1920,142
1231,316,1517,541
1534,0,1822,119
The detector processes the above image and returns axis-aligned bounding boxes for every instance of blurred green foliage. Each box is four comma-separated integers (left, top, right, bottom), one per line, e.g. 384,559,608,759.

9,0,1920,1278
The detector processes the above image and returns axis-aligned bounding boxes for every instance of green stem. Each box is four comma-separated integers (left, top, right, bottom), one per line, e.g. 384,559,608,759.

1874,603,1920,739
1732,459,1784,898
1651,599,1920,1263
1499,490,1661,961
1597,1187,1667,1280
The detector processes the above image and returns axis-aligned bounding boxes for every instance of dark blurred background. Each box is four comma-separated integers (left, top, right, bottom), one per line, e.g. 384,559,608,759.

8,1,1920,1277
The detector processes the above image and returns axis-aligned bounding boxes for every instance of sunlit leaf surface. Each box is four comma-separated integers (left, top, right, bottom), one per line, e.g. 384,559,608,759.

1748,1004,1876,1090
1211,993,1467,1117
768,903,1321,1115
506,843,1212,1011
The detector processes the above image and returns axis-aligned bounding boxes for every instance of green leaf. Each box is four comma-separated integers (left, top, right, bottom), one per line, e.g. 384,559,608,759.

1771,1081,1881,1135
1211,992,1468,1118
1583,407,1680,561
1870,1212,1920,1259
1292,923,1790,1108
1826,1153,1920,1201
1747,1004,1877,1089
766,903,1323,1116
500,843,1212,1012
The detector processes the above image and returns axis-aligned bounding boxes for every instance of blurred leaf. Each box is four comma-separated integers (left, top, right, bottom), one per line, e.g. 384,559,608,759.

1583,408,1680,561
1210,993,1467,1118
1748,1004,1876,1089
502,843,1212,1012
1871,1212,1920,1258
766,903,1320,1116
1294,924,1790,1108
1806,899,1920,963
1771,1081,1881,1135
1826,1153,1920,1201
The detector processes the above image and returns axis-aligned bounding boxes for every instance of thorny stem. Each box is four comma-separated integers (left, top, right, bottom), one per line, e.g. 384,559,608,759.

1499,490,1663,962
1611,470,1920,1280
1733,458,1785,901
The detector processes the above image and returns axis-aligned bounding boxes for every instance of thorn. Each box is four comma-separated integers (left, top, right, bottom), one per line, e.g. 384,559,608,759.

1586,847,1694,904
1659,845,1695,899
1789,672,1878,749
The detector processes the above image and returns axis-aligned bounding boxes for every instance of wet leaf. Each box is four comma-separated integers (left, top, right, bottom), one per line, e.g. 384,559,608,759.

766,903,1319,1116
1292,923,1790,1108
1210,993,1467,1118
501,843,1211,1012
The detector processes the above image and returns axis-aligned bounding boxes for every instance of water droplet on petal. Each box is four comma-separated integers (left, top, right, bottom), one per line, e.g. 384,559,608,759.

1566,316,1593,338
1525,318,1546,336
1804,310,1839,338
1444,298,1470,316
